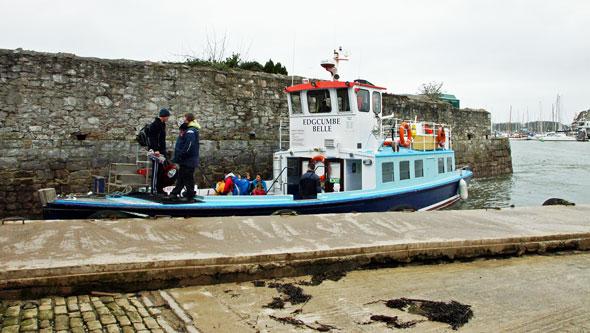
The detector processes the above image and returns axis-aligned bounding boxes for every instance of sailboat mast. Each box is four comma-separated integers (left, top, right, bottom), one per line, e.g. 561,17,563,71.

509,106,512,136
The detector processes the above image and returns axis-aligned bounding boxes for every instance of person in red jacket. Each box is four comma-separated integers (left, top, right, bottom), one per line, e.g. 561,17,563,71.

221,170,236,195
252,182,266,195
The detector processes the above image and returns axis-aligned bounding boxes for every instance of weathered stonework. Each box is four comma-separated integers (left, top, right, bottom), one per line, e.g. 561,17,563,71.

0,49,511,218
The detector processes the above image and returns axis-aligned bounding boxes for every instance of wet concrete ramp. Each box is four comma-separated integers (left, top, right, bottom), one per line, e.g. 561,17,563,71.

1,204,589,298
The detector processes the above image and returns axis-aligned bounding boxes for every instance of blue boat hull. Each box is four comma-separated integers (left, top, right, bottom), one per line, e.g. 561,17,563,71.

43,173,472,219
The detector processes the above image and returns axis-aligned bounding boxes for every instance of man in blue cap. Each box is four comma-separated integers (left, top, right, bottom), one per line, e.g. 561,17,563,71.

148,108,170,194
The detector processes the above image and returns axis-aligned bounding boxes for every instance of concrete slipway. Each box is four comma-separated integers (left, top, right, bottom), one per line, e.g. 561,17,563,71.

1,204,590,299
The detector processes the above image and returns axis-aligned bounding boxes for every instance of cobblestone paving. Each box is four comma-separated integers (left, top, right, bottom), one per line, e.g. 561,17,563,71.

0,292,187,333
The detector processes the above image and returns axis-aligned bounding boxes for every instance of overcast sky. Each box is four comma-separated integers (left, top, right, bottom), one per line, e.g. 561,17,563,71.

2,0,589,124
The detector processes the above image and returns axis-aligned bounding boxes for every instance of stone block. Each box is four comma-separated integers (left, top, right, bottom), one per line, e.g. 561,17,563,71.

106,324,121,333
0,326,19,333
122,326,135,333
82,311,97,322
4,306,20,317
2,316,19,326
126,311,142,323
87,320,102,331
143,317,160,329
55,314,69,330
70,317,84,328
54,305,67,315
39,309,53,320
100,314,117,325
67,302,79,312
79,303,93,312
116,315,131,326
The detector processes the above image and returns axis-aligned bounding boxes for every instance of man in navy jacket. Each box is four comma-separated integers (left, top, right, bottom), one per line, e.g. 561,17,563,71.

168,113,200,202
299,162,321,199
148,108,169,194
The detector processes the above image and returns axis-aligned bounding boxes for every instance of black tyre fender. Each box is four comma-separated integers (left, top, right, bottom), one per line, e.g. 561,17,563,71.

387,205,416,212
87,210,133,219
270,209,299,216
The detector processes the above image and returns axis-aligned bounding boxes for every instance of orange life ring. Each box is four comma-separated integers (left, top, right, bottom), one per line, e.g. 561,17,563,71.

399,122,412,148
311,155,329,181
424,126,433,134
437,126,446,147
383,138,393,146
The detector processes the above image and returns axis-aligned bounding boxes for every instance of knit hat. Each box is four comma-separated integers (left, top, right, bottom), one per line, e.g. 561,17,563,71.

159,108,170,117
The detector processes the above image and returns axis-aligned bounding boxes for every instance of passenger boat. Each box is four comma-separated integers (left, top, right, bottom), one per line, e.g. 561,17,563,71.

40,50,473,219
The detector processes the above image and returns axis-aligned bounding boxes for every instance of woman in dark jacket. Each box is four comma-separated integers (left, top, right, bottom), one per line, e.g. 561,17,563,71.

168,113,200,202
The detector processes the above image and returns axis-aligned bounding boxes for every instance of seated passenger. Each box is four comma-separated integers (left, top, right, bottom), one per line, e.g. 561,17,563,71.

221,170,236,195
319,100,331,112
252,182,266,195
250,173,267,194
234,175,251,195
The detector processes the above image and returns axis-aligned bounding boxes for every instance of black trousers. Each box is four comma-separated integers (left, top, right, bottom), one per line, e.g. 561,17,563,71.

171,166,196,198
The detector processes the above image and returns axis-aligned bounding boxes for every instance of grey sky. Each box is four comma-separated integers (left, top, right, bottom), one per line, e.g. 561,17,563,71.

2,0,589,124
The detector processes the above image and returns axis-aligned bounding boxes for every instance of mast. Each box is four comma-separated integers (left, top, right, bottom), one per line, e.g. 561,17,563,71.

508,106,512,136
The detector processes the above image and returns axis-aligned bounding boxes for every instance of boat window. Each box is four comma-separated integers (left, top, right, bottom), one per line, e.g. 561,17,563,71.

446,157,453,172
356,89,370,112
382,162,394,183
400,161,410,180
415,160,424,178
438,158,445,174
372,91,381,115
337,88,351,112
307,89,332,113
289,92,302,114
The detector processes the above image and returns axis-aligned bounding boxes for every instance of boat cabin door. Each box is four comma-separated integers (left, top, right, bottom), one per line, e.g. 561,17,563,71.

323,158,343,192
299,157,344,193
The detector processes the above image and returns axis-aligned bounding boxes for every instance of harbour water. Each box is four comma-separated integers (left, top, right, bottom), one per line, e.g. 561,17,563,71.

451,139,590,210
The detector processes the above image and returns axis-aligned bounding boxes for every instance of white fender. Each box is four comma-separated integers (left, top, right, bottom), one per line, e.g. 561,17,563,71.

459,178,468,200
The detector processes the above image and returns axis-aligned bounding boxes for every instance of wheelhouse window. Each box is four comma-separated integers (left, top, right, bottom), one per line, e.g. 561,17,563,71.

307,89,331,113
447,157,453,173
438,158,445,174
400,161,410,180
372,91,382,114
382,162,394,183
289,92,302,115
337,88,351,112
414,160,424,178
357,89,370,112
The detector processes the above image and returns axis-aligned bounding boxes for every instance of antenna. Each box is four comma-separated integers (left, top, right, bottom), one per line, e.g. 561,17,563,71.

291,32,296,86
320,46,348,81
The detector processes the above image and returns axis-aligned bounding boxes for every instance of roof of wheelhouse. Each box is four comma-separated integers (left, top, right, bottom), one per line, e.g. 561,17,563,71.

284,80,386,93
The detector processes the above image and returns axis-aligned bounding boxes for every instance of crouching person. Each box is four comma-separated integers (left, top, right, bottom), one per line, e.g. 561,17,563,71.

168,113,200,202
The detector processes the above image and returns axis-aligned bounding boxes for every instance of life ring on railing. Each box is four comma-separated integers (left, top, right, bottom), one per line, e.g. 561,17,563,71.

311,155,329,181
399,122,412,148
437,126,446,148
383,138,393,146
424,126,433,134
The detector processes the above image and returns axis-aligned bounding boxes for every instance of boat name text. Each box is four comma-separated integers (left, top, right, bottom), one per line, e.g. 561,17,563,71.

303,118,341,132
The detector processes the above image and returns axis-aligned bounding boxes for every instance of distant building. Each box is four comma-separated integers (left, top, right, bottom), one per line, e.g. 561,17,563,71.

439,94,460,108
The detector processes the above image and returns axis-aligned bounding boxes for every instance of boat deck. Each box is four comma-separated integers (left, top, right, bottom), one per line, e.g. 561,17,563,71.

2,204,589,298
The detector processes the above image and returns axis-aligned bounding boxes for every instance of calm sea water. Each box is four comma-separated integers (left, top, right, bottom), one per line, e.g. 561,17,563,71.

451,139,590,209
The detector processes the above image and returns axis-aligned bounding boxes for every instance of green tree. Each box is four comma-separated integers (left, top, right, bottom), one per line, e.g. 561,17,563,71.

263,59,275,73
239,61,264,72
274,62,288,75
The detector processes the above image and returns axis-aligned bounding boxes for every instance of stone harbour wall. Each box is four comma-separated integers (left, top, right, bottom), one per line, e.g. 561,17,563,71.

0,48,511,218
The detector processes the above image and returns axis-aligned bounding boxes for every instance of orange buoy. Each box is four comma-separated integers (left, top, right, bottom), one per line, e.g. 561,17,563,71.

399,122,412,148
311,155,329,181
437,126,446,148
